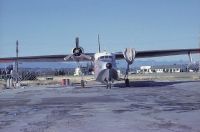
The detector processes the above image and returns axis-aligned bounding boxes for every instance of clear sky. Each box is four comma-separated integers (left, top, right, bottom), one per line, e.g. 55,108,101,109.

0,0,200,61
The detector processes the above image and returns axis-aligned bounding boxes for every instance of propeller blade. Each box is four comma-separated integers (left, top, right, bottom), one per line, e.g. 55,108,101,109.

98,34,101,53
64,55,73,61
64,54,91,61
75,37,79,48
80,54,92,60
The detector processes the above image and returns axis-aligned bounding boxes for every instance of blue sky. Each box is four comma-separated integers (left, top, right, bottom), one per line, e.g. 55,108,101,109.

0,0,200,61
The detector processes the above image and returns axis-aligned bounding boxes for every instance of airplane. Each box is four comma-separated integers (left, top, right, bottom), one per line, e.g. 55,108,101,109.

0,37,200,88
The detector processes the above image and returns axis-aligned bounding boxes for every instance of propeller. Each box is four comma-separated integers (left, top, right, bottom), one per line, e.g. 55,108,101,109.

64,37,92,61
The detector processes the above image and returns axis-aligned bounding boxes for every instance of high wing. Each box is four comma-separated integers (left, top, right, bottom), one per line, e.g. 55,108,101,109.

0,53,95,63
115,48,200,59
0,37,95,63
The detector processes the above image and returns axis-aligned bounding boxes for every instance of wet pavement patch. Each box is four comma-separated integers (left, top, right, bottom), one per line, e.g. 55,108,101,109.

0,120,14,129
0,99,30,108
40,96,124,106
156,102,200,113
112,109,133,114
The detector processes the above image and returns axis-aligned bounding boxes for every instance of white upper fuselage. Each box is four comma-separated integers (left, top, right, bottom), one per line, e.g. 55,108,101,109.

94,51,118,83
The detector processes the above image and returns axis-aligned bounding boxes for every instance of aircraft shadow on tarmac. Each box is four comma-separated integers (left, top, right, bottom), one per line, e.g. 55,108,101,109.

73,80,199,89
114,80,199,88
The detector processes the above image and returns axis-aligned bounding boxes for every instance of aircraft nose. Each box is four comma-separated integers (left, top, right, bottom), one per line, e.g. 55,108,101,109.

106,63,112,69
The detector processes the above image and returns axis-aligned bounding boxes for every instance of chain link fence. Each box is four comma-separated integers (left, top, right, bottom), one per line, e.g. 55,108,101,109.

0,65,93,88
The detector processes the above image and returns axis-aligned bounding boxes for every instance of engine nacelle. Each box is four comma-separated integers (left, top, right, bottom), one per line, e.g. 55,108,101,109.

123,48,136,65
72,47,84,56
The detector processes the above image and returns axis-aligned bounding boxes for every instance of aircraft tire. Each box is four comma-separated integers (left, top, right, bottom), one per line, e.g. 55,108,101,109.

125,78,130,87
81,80,85,88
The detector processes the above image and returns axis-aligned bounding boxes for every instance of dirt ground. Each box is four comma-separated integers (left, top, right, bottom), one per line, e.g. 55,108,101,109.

0,78,200,132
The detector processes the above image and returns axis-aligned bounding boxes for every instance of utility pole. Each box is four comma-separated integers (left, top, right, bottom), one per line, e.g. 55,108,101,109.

16,40,19,83
199,34,200,72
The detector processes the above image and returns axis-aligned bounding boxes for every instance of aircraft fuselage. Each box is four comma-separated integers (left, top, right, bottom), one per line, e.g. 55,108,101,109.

94,52,119,84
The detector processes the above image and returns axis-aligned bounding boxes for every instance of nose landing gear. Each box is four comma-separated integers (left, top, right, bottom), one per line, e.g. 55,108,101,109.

106,82,112,89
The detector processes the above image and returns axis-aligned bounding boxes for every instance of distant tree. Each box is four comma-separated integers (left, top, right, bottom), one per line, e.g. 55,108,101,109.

58,70,65,76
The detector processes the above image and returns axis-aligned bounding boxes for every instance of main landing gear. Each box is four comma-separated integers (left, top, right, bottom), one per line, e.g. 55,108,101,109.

124,65,130,87
123,48,135,87
125,78,130,87
81,79,85,88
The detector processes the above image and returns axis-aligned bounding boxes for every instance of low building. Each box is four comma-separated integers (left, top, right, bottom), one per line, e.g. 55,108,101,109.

140,66,152,74
151,64,187,73
138,64,199,74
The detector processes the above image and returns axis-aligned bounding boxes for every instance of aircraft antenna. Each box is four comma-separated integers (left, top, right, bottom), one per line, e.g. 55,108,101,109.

98,34,101,53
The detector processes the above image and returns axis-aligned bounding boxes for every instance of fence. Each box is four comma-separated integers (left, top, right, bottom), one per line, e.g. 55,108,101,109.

0,67,91,88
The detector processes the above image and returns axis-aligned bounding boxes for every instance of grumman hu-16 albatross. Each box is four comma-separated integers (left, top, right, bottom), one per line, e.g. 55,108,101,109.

0,37,200,88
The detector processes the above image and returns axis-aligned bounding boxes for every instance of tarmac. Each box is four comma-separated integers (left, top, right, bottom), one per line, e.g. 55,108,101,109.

0,79,200,132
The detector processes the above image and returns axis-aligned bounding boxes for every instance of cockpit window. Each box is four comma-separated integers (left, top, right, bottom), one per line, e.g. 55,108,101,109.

98,56,113,60
100,56,104,59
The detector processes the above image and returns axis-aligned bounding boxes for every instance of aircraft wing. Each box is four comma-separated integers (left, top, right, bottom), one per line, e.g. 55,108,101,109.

115,48,200,59
0,53,95,63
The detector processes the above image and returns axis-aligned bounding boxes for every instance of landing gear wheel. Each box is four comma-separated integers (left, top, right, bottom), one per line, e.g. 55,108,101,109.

81,80,85,88
125,78,130,87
